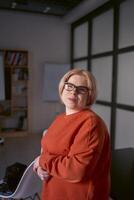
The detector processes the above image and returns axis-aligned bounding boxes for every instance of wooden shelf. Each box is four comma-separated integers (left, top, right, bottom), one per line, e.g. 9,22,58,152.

0,49,28,136
0,131,28,138
5,64,28,68
11,108,28,112
12,80,28,84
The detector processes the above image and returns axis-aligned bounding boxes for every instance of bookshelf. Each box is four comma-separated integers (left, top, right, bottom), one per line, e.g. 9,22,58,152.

0,49,28,137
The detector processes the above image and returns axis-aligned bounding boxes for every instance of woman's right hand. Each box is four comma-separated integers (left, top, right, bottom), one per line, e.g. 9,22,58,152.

33,156,50,181
33,156,40,172
36,166,50,181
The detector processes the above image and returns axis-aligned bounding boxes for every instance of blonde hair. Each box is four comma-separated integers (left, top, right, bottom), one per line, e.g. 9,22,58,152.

59,68,97,106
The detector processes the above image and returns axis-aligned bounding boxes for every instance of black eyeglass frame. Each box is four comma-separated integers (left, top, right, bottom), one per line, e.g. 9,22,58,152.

64,82,91,94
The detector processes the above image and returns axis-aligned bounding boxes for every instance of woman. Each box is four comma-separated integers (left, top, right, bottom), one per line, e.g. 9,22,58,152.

33,68,111,200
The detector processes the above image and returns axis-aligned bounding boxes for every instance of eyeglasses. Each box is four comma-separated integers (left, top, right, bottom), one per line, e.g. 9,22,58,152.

64,82,90,95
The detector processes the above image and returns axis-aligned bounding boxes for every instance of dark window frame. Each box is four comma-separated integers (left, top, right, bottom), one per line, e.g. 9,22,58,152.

71,0,134,150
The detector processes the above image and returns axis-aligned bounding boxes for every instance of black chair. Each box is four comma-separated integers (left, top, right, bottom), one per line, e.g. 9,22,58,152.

0,161,42,200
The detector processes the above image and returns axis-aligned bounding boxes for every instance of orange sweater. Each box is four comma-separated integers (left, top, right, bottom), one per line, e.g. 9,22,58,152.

39,109,111,200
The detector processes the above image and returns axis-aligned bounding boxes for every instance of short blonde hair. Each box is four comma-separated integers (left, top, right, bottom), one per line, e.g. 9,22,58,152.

59,68,97,106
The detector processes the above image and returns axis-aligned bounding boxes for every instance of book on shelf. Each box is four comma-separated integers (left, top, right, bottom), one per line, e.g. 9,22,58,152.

12,68,28,81
6,52,27,66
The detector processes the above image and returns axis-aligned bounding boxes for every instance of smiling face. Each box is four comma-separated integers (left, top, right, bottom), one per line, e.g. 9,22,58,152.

61,74,89,115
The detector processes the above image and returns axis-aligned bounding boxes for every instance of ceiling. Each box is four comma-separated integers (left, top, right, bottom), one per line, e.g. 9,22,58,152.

0,0,86,17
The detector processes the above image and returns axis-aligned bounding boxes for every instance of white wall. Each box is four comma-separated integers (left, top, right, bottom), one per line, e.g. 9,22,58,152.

0,10,70,133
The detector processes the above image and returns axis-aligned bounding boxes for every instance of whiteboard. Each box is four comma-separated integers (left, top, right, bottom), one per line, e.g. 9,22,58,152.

43,63,70,101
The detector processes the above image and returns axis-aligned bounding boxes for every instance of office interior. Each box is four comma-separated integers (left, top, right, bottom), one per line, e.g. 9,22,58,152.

0,0,134,199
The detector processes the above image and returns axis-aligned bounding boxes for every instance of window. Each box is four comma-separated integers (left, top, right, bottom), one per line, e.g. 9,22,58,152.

71,0,134,150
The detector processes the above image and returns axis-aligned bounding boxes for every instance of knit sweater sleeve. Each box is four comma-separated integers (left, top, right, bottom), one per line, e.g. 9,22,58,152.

39,116,106,182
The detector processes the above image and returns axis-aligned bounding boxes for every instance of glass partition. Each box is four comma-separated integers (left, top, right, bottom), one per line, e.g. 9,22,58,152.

73,22,88,59
92,104,111,132
119,0,134,48
91,56,113,102
115,109,134,149
92,9,113,54
73,60,88,70
117,52,134,106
